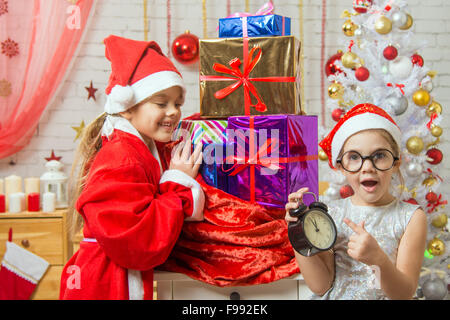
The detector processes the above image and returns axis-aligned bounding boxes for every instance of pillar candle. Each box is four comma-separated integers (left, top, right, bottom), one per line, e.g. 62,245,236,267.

43,192,56,212
5,175,22,211
24,177,40,194
9,192,25,213
0,194,5,213
28,192,40,212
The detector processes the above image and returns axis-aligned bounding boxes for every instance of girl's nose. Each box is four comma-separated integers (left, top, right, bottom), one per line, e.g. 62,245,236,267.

166,103,179,116
361,157,376,173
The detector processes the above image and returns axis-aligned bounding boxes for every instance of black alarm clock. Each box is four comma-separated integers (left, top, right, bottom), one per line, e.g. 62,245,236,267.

288,192,337,257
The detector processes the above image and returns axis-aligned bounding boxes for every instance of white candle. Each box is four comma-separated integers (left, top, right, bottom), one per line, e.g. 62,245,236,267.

9,192,25,213
43,192,56,212
5,175,22,211
24,177,40,195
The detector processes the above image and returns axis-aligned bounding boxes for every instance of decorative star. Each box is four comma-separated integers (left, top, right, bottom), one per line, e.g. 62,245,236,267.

72,120,85,141
1,38,19,58
85,81,98,101
45,150,62,162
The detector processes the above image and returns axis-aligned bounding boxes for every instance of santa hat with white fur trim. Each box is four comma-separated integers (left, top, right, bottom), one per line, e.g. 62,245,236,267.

319,103,402,169
103,35,185,115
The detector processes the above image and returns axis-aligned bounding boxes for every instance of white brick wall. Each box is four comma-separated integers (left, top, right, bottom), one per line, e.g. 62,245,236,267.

1,0,449,196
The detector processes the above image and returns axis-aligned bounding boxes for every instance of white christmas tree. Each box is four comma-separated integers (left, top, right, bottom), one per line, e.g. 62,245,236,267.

320,0,448,299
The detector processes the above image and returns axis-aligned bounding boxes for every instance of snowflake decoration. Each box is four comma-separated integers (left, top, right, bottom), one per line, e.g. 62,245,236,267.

1,38,19,58
0,0,8,16
0,79,12,97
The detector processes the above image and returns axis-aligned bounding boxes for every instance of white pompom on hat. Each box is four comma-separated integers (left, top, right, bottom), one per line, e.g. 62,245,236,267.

319,103,402,169
103,35,185,114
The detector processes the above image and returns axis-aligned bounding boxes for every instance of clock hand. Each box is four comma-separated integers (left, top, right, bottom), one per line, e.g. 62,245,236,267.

311,218,320,232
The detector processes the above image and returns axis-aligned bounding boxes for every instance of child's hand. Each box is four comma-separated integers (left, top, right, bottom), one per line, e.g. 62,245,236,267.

170,140,203,179
344,218,384,266
285,187,309,223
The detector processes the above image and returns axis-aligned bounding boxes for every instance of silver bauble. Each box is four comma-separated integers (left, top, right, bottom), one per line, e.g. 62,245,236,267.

325,185,340,200
386,95,408,115
405,162,423,177
422,278,447,300
354,28,363,37
392,11,408,28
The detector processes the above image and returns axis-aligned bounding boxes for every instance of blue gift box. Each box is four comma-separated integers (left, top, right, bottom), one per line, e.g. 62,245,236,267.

219,14,291,38
201,142,229,193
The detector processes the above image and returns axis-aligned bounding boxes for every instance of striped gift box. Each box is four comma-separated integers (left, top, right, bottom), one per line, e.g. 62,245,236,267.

173,119,228,144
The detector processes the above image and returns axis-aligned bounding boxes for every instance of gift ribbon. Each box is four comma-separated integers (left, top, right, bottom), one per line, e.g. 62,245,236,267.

201,46,296,115
426,112,438,129
386,83,405,95
427,194,448,213
222,116,318,202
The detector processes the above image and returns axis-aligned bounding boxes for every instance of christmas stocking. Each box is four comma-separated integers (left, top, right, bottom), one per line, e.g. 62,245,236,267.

0,241,49,300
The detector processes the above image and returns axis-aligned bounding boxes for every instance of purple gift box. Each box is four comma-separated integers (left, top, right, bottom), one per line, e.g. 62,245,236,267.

225,115,318,208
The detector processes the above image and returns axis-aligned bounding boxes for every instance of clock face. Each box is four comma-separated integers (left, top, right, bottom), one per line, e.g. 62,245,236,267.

303,209,336,250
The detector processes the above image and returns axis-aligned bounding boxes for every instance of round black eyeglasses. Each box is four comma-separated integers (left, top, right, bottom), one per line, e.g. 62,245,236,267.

336,149,399,173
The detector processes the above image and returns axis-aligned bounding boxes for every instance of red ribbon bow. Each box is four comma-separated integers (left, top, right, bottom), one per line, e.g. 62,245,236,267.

212,47,268,113
427,194,448,213
427,112,438,129
387,83,405,95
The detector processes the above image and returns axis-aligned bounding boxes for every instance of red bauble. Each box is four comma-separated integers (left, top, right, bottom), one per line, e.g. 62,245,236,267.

426,191,438,203
332,108,345,122
171,31,199,64
383,45,398,60
325,51,345,77
340,185,354,199
404,198,418,205
426,148,443,165
412,53,424,67
353,0,373,13
355,66,370,81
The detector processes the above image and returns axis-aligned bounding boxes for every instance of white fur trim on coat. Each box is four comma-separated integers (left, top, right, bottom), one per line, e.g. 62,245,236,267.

159,170,205,221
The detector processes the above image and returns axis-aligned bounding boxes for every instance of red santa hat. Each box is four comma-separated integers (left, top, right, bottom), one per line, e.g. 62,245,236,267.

103,35,185,114
319,103,401,169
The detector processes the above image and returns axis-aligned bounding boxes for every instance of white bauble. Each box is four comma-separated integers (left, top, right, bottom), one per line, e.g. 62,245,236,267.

389,56,413,79
422,77,433,92
324,185,340,200
405,162,423,177
392,11,408,28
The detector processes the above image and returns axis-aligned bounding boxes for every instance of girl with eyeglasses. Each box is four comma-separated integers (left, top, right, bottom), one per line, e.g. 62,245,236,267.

285,104,427,300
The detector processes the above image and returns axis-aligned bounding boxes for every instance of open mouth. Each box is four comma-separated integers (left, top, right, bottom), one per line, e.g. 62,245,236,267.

158,122,174,130
360,180,378,192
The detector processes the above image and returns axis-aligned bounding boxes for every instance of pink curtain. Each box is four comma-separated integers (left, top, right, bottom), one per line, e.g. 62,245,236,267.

0,0,96,159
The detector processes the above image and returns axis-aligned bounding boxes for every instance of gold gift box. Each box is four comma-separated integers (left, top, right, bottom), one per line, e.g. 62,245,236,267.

199,36,302,118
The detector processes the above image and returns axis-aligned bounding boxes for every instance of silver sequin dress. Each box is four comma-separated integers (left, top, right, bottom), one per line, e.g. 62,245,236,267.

310,197,420,300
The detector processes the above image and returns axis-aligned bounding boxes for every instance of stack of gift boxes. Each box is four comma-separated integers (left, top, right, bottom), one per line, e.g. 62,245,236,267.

173,11,318,208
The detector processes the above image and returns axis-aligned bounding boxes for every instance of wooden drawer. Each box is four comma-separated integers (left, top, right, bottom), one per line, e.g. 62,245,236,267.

172,279,298,300
0,218,64,265
30,265,63,300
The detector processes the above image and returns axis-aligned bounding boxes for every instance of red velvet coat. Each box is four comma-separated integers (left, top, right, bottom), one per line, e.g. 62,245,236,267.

59,129,204,300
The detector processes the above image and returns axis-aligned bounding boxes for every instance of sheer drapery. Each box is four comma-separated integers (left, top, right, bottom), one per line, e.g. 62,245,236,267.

0,0,96,159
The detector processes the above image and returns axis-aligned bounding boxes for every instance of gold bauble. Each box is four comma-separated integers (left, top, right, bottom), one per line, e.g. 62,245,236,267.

426,101,443,117
412,89,431,107
318,149,328,161
428,238,445,256
422,176,437,187
406,136,424,155
430,125,443,138
328,82,345,100
342,19,358,37
399,14,413,30
375,16,393,35
341,52,359,69
432,214,448,228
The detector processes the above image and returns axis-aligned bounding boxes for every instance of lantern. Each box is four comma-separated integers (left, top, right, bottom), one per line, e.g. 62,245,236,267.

40,160,68,209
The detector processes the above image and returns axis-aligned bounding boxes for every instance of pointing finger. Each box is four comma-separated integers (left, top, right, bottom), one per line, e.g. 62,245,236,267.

344,218,364,234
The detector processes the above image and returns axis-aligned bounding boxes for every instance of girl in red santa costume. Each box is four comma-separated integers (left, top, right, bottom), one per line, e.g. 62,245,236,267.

60,35,205,300
285,104,427,300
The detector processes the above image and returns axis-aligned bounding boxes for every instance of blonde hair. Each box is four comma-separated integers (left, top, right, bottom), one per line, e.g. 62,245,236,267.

66,112,107,240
